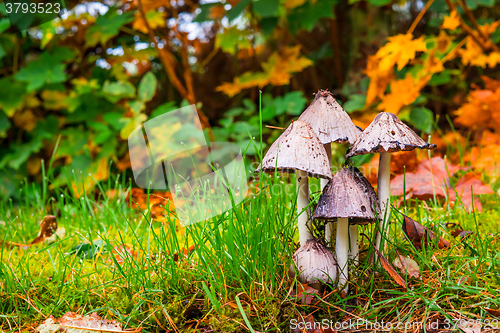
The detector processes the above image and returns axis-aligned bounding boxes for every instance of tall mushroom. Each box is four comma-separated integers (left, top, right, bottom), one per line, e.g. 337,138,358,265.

256,120,332,246
313,166,380,296
345,112,436,254
298,90,361,245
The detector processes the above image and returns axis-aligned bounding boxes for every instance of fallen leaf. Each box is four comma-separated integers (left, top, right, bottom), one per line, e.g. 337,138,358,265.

485,308,500,318
400,213,450,250
457,319,481,333
391,157,493,212
361,233,407,288
36,312,141,333
393,253,420,278
291,283,320,305
30,215,58,245
457,276,469,284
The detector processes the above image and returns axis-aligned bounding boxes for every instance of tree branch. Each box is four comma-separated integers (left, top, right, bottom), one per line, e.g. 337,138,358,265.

457,0,500,52
137,0,189,100
443,0,489,52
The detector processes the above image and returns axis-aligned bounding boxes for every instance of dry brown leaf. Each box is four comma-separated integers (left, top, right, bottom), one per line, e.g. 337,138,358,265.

485,308,500,318
361,233,407,288
393,253,420,279
401,213,450,250
291,283,320,305
36,312,141,333
30,215,58,245
1,215,59,249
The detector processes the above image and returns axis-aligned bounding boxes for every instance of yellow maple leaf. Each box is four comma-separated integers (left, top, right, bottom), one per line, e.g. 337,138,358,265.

41,90,68,110
217,46,313,97
458,21,500,68
378,75,427,114
365,33,426,107
377,33,427,71
133,10,166,34
442,10,460,30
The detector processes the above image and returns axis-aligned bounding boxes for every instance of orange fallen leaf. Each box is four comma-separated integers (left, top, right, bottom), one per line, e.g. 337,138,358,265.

400,213,450,250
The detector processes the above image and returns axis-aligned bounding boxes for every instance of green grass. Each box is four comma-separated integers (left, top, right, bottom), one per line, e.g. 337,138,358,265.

1,165,500,332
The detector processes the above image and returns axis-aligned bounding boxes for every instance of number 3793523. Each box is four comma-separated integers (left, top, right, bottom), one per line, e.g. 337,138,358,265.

6,2,61,14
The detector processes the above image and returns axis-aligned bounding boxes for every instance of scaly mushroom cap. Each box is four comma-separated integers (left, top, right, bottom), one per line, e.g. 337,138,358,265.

298,90,361,145
255,120,332,179
313,166,380,224
290,238,337,290
345,112,437,159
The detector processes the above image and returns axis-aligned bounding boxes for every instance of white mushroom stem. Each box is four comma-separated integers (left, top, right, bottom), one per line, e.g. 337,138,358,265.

336,217,349,296
322,143,333,246
375,152,391,254
349,225,359,263
296,170,312,246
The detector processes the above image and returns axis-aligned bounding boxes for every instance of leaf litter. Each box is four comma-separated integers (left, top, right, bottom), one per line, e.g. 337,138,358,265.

36,312,141,333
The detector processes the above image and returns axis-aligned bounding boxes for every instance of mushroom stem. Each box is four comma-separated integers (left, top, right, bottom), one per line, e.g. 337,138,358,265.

322,143,333,246
336,217,349,296
375,152,391,254
349,225,359,263
296,170,312,246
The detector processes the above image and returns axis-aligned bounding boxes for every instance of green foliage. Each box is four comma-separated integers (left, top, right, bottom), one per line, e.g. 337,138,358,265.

84,10,134,47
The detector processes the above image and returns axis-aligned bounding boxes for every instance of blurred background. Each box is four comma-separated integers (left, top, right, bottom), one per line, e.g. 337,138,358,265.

1,0,499,201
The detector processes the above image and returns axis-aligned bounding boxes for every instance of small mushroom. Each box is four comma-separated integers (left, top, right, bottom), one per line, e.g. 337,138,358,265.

345,112,436,254
298,90,361,244
256,120,332,246
313,166,380,296
290,238,337,290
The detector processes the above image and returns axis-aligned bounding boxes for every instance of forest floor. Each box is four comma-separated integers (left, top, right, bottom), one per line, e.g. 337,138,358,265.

1,172,500,332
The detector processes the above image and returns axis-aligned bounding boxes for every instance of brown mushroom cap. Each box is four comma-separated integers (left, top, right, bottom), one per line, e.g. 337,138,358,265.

312,166,380,224
345,112,437,159
255,120,332,179
298,90,361,145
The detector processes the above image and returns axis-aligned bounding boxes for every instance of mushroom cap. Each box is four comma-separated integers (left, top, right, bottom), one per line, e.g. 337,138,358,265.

345,112,437,158
313,166,380,224
298,90,361,145
290,238,337,289
255,120,332,179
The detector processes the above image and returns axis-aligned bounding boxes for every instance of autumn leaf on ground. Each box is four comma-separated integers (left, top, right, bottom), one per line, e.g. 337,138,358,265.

30,215,58,245
35,312,141,333
485,308,500,318
291,283,320,305
400,213,450,250
361,233,407,288
442,10,460,30
393,252,420,278
390,157,493,212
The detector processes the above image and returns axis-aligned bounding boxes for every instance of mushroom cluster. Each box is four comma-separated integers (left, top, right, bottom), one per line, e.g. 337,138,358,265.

256,90,436,295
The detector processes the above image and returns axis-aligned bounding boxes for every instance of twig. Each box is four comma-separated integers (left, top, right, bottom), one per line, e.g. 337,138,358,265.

408,0,435,35
457,0,500,52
